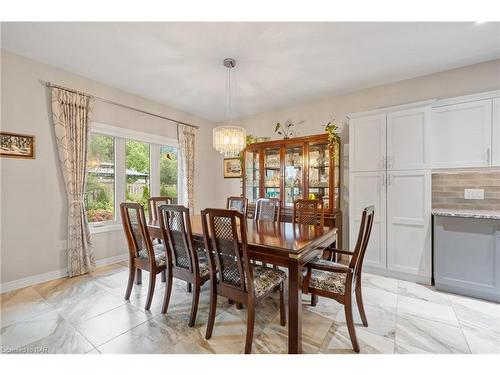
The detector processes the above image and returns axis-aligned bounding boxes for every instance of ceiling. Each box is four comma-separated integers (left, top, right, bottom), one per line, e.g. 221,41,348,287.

2,22,500,122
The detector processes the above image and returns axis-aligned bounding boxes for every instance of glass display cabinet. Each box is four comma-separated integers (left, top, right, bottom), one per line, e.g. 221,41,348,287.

242,133,342,245
244,149,260,203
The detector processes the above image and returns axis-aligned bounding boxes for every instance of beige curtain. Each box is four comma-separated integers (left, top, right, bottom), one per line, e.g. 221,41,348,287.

178,124,196,213
51,88,95,277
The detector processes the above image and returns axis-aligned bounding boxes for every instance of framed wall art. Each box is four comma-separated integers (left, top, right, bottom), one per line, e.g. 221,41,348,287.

223,157,242,178
0,132,36,159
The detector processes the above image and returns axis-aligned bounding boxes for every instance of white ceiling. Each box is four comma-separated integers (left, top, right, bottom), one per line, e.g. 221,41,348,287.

2,22,500,122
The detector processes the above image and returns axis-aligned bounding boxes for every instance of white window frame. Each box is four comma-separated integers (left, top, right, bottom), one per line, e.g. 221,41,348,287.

88,122,179,233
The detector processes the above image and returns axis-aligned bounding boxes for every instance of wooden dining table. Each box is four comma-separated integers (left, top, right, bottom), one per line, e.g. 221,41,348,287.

147,215,337,354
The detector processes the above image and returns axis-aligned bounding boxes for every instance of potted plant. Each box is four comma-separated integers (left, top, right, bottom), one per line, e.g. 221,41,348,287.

274,120,295,139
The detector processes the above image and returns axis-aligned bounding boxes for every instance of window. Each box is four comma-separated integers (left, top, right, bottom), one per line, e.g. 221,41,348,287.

85,134,115,223
125,140,151,213
160,145,178,203
85,122,179,230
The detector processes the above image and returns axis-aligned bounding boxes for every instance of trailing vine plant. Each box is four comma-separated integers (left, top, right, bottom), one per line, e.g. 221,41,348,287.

324,119,341,160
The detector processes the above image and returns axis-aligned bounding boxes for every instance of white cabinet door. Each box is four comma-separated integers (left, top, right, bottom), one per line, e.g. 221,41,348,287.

386,170,431,278
431,100,492,168
350,172,387,269
387,107,430,170
350,114,386,172
492,98,500,166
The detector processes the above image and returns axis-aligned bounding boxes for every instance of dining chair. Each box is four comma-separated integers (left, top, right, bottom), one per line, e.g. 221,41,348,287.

201,208,287,354
254,198,281,268
120,202,167,310
293,198,327,305
158,204,211,326
227,196,248,217
292,199,324,226
148,196,173,222
302,206,375,353
254,198,280,222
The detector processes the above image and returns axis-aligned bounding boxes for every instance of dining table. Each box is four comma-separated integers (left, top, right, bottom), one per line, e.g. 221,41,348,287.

147,215,337,354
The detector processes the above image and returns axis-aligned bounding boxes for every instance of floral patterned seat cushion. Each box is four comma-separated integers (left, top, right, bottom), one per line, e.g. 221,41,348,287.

138,244,166,267
252,265,287,298
306,258,349,295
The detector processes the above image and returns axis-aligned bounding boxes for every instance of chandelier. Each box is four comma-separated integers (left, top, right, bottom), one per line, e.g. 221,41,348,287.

213,58,246,158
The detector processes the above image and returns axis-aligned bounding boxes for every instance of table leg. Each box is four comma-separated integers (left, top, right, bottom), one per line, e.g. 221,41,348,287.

288,261,302,354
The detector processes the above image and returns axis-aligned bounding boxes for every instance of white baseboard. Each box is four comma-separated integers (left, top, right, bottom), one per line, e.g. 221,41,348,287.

0,253,128,294
363,266,432,286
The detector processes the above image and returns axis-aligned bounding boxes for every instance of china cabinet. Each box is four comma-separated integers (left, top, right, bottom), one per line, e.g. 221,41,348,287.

242,134,342,246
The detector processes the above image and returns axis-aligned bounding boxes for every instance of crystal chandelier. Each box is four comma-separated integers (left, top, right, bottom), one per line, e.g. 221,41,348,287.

213,58,246,158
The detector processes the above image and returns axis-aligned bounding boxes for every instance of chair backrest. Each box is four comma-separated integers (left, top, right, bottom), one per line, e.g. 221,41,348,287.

120,202,155,263
293,199,324,226
348,206,375,278
148,196,173,221
158,204,197,272
201,208,253,293
227,196,248,217
254,198,280,222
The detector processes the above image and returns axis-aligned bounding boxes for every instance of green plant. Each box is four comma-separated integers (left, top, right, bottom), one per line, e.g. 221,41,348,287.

324,119,341,160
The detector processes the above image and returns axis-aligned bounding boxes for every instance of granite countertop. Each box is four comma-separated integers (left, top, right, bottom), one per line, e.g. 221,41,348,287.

431,208,500,220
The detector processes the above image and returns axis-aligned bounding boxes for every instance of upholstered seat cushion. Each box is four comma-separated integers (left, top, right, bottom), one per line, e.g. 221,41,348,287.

252,265,287,298
306,258,349,294
138,244,166,267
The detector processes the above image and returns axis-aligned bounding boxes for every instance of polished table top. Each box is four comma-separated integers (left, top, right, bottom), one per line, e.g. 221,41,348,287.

148,215,337,257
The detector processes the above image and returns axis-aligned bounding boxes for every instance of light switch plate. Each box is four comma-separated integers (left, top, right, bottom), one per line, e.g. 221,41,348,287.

464,189,485,200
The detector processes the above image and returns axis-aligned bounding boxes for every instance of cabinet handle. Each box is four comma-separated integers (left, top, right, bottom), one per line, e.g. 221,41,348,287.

382,173,386,186
387,174,392,186
382,156,386,170
487,148,491,166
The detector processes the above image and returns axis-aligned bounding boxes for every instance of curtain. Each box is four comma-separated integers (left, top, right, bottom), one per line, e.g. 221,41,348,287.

178,124,196,213
51,88,95,277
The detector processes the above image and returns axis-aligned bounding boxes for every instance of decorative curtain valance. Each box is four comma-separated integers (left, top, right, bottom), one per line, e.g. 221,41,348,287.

51,88,95,277
178,124,196,213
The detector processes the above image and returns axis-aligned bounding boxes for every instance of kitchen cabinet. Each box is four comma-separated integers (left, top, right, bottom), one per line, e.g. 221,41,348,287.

386,170,431,277
387,107,430,170
431,99,493,168
350,171,387,269
349,103,432,283
349,114,386,172
434,213,500,302
493,97,500,166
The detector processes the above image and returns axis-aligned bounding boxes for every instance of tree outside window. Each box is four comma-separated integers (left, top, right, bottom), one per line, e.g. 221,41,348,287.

126,140,150,214
160,145,178,203
85,134,115,223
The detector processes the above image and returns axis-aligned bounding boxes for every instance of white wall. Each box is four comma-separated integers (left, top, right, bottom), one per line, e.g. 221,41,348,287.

215,59,500,245
0,50,219,285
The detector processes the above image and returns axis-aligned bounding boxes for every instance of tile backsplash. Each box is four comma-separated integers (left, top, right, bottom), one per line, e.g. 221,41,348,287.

432,169,500,211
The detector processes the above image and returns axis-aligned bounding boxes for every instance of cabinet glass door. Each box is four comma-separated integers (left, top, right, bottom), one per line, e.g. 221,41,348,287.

284,145,303,206
308,142,331,209
264,147,281,199
244,149,260,203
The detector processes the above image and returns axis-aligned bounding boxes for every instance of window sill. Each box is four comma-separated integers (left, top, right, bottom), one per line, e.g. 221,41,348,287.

90,224,122,234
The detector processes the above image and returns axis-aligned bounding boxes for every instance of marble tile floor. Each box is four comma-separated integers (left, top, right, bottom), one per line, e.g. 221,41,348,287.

1,262,499,354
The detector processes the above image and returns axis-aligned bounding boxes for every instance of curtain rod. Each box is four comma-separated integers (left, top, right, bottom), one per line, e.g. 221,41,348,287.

42,81,199,129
